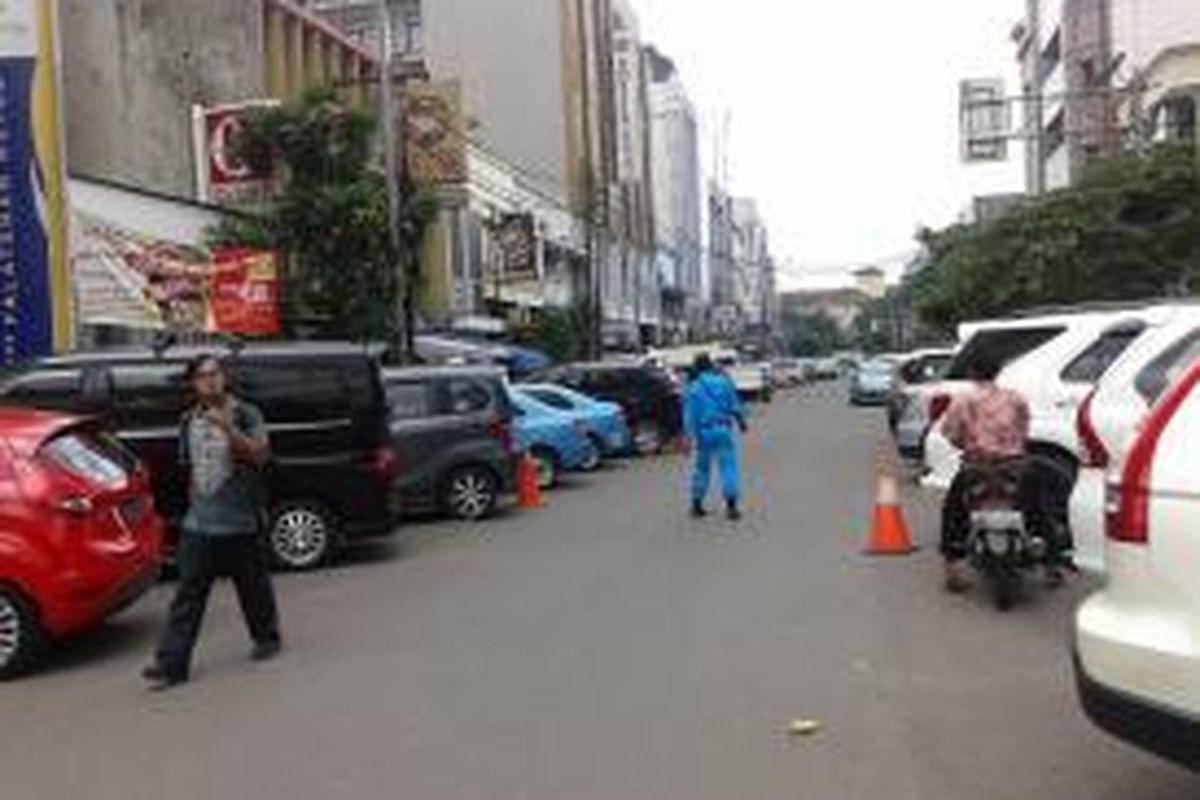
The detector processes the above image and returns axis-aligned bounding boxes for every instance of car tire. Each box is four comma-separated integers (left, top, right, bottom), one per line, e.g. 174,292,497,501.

0,587,41,681
580,435,605,472
269,502,337,571
531,447,560,490
443,466,499,521
633,422,664,456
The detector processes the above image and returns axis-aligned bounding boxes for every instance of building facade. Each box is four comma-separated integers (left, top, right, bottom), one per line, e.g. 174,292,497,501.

645,46,703,341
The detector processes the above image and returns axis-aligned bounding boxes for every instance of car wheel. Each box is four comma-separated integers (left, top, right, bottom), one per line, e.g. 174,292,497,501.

269,502,336,571
580,435,604,472
444,466,499,520
633,422,664,456
531,447,560,490
0,587,40,681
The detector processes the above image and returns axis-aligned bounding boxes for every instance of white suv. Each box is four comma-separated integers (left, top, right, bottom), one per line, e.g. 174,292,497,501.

922,310,1143,494
1070,306,1200,572
1075,359,1200,772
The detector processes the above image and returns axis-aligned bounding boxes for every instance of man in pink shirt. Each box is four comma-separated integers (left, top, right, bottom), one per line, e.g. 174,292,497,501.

939,354,1044,591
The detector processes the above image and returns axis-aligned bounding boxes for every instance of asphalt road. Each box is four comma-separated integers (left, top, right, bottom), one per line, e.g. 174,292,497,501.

3,386,1198,800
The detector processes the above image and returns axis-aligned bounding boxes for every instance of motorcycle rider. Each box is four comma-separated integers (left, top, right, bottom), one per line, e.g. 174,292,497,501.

939,353,1047,593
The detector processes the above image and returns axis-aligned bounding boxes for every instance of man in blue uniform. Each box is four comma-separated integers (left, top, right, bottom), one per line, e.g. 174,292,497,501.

683,353,748,520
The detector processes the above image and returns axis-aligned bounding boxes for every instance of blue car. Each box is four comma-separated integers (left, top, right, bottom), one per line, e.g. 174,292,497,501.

510,391,600,488
515,383,632,459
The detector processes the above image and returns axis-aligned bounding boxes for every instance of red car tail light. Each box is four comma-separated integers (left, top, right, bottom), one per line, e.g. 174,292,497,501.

928,392,952,425
489,417,514,455
1107,362,1200,545
370,447,401,484
1076,390,1110,469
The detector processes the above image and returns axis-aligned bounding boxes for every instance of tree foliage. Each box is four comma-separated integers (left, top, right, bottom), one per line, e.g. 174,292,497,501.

913,144,1200,335
783,310,844,357
211,88,437,341
529,306,588,363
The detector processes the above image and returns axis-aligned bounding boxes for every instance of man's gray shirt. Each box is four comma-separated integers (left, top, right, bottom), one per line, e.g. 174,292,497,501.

180,400,269,537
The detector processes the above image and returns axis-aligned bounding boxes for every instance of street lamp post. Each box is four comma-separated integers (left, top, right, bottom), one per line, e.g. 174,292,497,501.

377,0,407,361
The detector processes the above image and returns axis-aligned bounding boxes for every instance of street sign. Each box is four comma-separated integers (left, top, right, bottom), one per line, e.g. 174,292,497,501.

960,78,1011,163
192,101,279,205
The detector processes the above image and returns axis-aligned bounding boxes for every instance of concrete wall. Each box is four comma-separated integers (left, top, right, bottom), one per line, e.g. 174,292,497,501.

423,0,571,203
1111,0,1200,76
62,0,266,198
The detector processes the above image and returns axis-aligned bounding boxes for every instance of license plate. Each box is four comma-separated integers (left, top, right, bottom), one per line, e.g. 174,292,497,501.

971,509,1025,531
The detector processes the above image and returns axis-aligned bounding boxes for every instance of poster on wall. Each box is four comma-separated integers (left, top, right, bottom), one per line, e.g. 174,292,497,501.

73,212,279,336
404,81,467,185
0,0,70,366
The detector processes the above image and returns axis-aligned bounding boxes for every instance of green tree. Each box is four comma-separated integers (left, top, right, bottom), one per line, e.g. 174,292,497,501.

913,143,1200,335
530,306,588,363
783,310,844,357
212,88,437,344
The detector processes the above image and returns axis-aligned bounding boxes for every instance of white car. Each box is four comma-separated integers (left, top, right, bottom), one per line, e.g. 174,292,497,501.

1075,358,1200,772
1069,306,1200,572
922,309,1166,503
889,348,955,458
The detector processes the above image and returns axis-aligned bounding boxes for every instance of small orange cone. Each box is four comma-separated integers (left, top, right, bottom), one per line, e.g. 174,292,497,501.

516,453,544,509
864,453,916,556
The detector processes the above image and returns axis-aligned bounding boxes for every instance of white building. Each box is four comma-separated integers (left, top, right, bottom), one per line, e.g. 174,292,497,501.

1110,0,1200,147
646,45,703,340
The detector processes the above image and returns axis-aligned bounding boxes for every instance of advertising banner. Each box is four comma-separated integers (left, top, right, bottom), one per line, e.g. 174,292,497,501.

0,0,70,366
494,213,538,282
404,81,467,185
73,212,279,335
192,100,279,205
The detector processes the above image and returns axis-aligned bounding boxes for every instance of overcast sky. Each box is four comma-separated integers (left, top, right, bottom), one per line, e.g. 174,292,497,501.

635,0,1026,288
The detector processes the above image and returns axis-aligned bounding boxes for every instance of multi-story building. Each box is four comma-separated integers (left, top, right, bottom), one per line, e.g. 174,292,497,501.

1015,0,1200,194
707,182,737,335
645,45,703,340
730,198,772,329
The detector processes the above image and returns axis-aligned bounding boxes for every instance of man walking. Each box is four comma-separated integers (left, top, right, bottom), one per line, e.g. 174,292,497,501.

683,353,748,520
143,354,281,690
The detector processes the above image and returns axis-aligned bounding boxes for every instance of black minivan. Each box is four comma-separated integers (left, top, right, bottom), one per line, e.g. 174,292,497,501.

0,342,399,570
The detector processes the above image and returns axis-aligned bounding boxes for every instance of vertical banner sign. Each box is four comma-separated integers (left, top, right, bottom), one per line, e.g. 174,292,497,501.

0,0,70,366
209,248,281,335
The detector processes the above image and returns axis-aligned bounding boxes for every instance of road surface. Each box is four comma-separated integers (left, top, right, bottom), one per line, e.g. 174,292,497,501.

2,386,1196,799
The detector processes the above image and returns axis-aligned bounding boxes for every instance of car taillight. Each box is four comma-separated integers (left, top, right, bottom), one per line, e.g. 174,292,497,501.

1076,390,1109,469
929,392,952,425
371,447,400,484
489,417,513,454
1107,362,1200,545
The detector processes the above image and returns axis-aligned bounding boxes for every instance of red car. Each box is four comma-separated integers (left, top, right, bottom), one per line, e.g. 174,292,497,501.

0,409,164,679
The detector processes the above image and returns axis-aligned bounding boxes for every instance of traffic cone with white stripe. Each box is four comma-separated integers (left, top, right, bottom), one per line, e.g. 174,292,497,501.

864,451,915,556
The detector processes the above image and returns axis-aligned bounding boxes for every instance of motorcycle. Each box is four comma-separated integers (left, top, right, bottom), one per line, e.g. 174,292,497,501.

963,459,1051,611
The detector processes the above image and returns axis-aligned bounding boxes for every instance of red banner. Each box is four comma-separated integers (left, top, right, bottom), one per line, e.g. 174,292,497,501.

209,248,280,335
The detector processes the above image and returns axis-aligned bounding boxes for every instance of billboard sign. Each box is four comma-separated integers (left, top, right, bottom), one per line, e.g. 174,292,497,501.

193,101,279,205
404,81,467,185
494,213,538,282
960,78,1011,163
209,248,280,335
0,0,70,366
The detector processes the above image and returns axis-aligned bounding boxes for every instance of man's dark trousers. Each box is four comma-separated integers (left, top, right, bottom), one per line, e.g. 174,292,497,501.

155,532,280,679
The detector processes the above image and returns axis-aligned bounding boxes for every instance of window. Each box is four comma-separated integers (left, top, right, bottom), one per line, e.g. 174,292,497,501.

1,368,81,411
1044,110,1066,156
527,389,573,411
112,364,187,427
901,355,951,384
233,361,349,424
1136,328,1200,403
945,327,1066,380
386,382,431,422
391,6,422,56
446,379,493,415
1039,29,1062,81
1061,322,1147,384
1157,96,1197,143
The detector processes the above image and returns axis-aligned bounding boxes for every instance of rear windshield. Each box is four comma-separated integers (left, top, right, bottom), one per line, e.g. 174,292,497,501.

944,326,1066,380
1060,322,1147,384
1135,328,1200,403
42,432,132,488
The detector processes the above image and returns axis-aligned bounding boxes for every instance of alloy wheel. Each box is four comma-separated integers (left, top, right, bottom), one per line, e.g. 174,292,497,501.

449,470,496,520
271,506,331,570
0,594,21,671
533,452,558,489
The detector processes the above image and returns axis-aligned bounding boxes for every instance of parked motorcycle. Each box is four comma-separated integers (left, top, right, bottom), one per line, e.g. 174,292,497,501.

964,460,1052,611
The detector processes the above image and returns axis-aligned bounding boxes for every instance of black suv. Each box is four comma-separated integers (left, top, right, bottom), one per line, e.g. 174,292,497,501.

382,366,517,520
0,343,399,570
533,362,682,454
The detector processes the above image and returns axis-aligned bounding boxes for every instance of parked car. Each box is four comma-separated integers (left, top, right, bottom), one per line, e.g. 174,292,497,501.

772,358,811,388
533,362,682,455
888,348,954,439
1074,359,1200,772
510,391,599,488
514,383,631,460
719,356,773,403
382,366,517,521
1068,305,1200,572
0,343,399,571
811,357,842,381
0,410,164,678
849,359,897,406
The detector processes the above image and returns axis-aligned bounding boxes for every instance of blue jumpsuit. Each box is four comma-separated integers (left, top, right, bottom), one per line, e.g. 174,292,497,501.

683,370,745,506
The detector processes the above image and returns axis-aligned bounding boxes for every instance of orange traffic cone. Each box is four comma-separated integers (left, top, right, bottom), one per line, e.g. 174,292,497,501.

864,456,916,556
516,453,545,509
